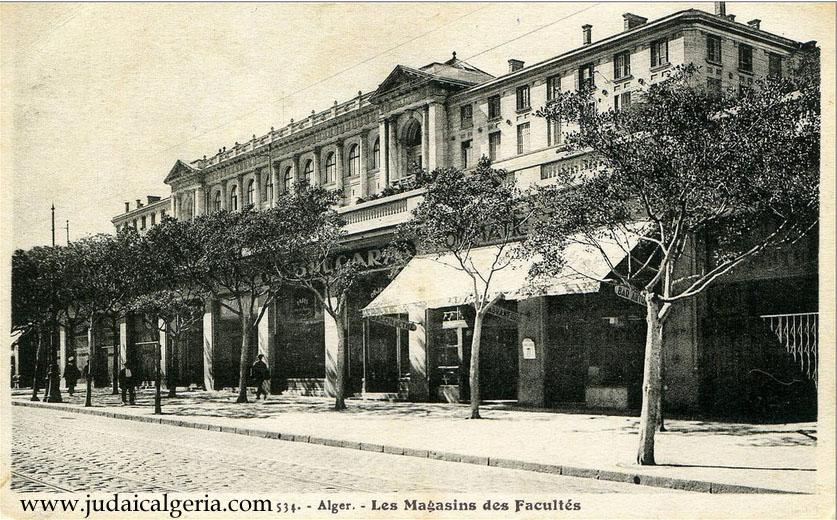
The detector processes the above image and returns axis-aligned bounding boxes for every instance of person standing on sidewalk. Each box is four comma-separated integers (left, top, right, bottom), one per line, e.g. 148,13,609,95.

119,362,136,405
250,354,271,401
63,356,81,396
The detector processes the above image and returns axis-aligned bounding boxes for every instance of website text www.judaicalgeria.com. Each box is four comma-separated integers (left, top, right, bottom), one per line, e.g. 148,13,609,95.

18,494,584,517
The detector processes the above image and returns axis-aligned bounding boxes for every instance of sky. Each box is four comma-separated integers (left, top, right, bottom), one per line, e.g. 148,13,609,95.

1,2,832,252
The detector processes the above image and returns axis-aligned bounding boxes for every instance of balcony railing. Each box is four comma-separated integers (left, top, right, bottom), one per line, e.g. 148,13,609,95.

338,188,424,228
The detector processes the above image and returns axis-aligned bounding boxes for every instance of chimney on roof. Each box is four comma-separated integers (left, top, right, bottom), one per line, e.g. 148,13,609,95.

508,59,525,72
714,2,726,16
726,14,736,22
582,24,592,45
147,195,161,204
124,202,130,213
622,13,647,31
747,19,761,30
136,199,143,209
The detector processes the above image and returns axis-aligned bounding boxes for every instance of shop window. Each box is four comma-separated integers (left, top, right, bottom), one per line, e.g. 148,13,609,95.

488,94,501,120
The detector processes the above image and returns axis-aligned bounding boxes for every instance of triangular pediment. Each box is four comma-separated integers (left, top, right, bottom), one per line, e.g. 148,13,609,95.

370,65,434,102
164,159,198,184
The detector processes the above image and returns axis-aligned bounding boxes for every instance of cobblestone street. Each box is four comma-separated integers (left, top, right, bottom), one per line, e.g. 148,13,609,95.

11,405,672,494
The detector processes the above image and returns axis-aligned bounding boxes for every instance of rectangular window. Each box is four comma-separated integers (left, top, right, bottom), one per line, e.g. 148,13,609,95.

488,95,501,120
461,140,472,168
578,63,595,89
738,43,753,72
651,39,669,68
613,51,631,79
460,104,473,129
547,119,562,147
140,216,146,229
160,210,166,218
546,74,561,101
614,91,632,111
706,35,722,64
516,85,530,111
516,123,530,155
707,77,722,95
768,53,782,78
150,213,156,226
488,132,501,162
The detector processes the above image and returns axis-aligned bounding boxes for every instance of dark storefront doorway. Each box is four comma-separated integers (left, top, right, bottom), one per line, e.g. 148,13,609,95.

276,288,325,391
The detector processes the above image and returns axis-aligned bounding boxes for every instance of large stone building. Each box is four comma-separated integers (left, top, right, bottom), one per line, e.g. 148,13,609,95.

97,5,818,419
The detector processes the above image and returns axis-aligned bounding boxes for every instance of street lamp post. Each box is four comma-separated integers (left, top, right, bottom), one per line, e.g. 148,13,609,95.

46,204,63,403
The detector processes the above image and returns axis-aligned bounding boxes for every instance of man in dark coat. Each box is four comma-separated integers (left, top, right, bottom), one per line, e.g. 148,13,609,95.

63,356,81,396
118,362,136,405
250,354,270,400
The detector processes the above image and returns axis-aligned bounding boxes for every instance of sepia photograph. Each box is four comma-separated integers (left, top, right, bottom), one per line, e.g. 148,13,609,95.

0,1,834,518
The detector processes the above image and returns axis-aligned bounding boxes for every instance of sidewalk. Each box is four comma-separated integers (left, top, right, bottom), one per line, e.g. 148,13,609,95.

12,388,817,494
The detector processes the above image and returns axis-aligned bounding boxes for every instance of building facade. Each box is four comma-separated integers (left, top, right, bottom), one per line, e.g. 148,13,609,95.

100,5,817,419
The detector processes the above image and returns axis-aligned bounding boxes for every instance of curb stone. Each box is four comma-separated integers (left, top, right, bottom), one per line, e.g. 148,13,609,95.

12,399,797,495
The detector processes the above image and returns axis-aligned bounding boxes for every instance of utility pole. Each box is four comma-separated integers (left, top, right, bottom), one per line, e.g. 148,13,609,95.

46,204,63,402
66,220,70,245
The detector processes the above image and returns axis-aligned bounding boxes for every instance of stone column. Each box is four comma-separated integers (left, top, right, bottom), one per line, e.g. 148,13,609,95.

118,317,129,366
220,181,228,211
291,155,300,191
311,149,321,187
335,142,345,193
427,103,444,171
408,305,429,401
202,300,218,391
378,119,389,188
158,318,168,385
195,186,205,216
271,162,280,206
387,117,397,185
170,196,176,220
257,302,275,390
323,299,340,398
517,297,546,407
359,133,369,198
59,325,68,386
422,106,430,171
254,170,262,209
236,175,244,211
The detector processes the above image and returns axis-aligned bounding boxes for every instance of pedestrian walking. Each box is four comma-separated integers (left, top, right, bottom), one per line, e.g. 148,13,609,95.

63,356,81,396
118,362,136,405
249,354,271,400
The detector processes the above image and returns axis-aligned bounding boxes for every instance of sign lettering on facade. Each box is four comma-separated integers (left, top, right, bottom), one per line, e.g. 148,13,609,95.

485,305,522,323
294,246,396,277
615,285,646,306
369,315,417,331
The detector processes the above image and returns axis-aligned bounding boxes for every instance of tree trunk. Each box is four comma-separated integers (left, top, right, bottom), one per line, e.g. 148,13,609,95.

30,328,43,401
85,317,96,407
45,315,63,403
334,321,348,411
235,315,253,403
637,297,664,465
111,321,119,395
167,333,178,398
468,310,484,419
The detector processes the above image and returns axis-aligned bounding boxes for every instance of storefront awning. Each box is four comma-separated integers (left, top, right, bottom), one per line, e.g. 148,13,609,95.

362,226,645,317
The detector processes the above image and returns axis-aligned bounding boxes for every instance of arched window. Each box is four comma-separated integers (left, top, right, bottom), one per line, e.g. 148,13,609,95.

403,119,422,171
302,160,313,185
283,166,293,194
372,138,380,170
231,185,239,211
264,174,272,202
213,190,222,212
324,153,336,184
348,144,360,177
247,179,255,206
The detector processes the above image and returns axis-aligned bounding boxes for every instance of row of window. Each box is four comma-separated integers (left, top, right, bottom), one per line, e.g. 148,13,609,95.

459,117,565,168
707,33,782,76
128,209,166,231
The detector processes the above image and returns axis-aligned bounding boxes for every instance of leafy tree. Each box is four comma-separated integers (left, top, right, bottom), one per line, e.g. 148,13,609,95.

178,209,277,403
398,158,532,419
529,62,819,464
11,247,55,399
65,229,146,407
260,184,360,411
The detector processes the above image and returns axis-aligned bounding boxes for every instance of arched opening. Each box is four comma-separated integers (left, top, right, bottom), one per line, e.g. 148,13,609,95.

213,191,222,212
302,160,314,185
230,185,239,211
247,179,255,206
402,119,422,173
324,152,336,184
264,174,273,202
372,138,380,170
348,144,360,177
283,166,293,194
